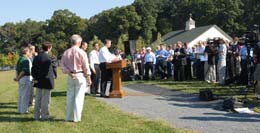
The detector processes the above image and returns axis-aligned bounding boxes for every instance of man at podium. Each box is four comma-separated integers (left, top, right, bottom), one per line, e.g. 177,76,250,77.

99,39,120,97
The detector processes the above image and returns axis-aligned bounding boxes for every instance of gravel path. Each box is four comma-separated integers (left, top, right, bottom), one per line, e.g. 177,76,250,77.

96,84,260,133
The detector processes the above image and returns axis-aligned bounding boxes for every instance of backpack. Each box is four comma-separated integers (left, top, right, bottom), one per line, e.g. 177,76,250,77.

222,97,243,112
199,89,214,101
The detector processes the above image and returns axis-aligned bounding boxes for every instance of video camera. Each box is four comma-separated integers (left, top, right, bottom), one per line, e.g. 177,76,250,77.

207,37,221,48
242,24,259,46
241,32,258,46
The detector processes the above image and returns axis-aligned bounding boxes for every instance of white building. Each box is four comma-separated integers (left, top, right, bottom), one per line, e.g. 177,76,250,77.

162,16,233,47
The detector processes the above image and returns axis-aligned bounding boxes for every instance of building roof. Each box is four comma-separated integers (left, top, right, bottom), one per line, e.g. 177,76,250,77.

162,25,233,45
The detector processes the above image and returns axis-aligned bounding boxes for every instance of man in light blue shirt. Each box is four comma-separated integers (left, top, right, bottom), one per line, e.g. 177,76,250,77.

156,44,169,79
144,47,156,80
239,44,248,60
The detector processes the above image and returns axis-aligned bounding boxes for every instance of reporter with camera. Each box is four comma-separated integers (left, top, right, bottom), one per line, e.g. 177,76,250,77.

254,33,260,99
239,41,248,85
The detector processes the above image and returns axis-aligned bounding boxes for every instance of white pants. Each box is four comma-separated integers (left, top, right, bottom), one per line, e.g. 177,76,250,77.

18,76,31,113
65,73,87,122
34,88,51,120
218,59,226,85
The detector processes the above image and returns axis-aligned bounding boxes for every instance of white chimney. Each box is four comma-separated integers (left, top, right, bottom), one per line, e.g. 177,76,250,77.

185,14,195,31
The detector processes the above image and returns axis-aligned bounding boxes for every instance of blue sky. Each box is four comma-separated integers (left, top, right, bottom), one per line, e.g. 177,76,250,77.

0,0,134,25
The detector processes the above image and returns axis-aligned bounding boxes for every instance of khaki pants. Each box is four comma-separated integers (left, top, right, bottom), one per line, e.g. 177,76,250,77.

65,73,87,122
205,65,216,82
29,85,35,105
34,88,51,120
18,76,31,113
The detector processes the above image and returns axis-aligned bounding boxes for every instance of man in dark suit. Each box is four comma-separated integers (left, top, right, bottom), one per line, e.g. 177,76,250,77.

173,41,187,81
32,42,56,120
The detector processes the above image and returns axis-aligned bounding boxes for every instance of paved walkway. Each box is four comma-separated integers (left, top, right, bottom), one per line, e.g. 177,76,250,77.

96,84,260,133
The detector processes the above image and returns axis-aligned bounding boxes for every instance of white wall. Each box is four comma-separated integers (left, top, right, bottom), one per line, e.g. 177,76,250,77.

189,27,232,47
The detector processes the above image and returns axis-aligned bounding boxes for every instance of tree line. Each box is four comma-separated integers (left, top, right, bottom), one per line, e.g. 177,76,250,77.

0,0,259,66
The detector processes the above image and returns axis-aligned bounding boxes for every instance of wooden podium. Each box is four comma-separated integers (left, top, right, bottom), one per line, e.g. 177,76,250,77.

106,60,127,98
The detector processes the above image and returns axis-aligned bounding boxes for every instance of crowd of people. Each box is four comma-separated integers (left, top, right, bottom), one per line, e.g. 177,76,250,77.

14,34,121,122
13,33,260,122
132,36,258,86
130,34,260,99
14,42,57,119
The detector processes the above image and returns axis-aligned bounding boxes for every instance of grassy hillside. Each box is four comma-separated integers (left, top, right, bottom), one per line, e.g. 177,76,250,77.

0,69,177,133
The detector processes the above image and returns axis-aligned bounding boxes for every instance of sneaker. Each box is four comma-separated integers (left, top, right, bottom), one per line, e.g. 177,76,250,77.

100,95,109,98
205,80,211,83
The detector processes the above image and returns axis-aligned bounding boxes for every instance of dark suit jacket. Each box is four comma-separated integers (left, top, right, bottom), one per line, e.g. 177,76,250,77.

172,48,187,66
32,52,55,89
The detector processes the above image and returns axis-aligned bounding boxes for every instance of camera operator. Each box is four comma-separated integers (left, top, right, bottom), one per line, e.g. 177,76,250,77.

239,41,248,85
254,33,260,99
228,37,240,83
204,40,217,83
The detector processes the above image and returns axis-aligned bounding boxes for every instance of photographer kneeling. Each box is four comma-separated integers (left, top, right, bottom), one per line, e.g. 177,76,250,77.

254,33,260,99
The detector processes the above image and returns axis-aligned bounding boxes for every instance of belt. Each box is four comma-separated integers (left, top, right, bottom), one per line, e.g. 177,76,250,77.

71,71,83,73
241,56,247,60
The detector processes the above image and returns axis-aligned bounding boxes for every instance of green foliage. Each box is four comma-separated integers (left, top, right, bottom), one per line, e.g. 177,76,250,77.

117,34,129,51
151,33,163,50
135,36,146,50
241,0,260,32
11,52,19,67
45,9,87,57
15,19,45,45
46,9,86,36
0,52,19,67
88,35,103,53
0,0,259,56
0,54,7,66
0,23,18,51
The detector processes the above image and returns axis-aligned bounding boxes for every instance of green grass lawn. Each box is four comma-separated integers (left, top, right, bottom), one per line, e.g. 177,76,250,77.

0,69,178,133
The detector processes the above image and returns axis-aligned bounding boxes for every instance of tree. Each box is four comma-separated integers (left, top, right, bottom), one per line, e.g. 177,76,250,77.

0,23,17,52
133,0,163,43
45,9,87,57
15,19,45,46
0,54,7,67
241,0,260,33
117,34,128,51
211,0,244,34
151,32,163,50
11,51,19,67
0,0,258,56
46,9,86,36
135,36,146,50
88,35,103,53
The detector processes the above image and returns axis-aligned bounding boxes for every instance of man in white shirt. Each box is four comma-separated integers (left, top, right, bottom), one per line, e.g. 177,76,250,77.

89,42,100,95
195,41,205,80
144,47,156,80
99,39,120,97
